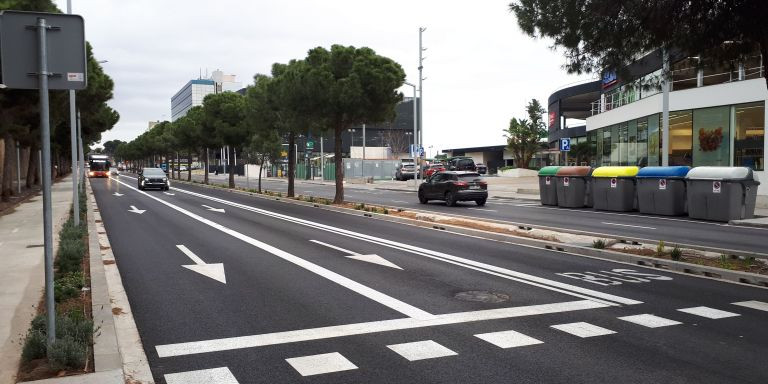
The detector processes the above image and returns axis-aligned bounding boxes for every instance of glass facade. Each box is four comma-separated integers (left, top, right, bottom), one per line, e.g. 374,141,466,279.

587,101,764,170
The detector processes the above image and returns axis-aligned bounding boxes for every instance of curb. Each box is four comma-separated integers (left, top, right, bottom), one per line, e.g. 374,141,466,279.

729,218,768,228
170,179,768,289
85,179,155,383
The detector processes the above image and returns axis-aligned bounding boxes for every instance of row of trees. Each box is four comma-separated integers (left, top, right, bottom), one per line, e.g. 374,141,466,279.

0,0,119,202
117,45,406,203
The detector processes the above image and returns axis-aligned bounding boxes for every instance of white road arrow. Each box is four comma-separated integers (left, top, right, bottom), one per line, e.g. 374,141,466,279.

177,245,226,284
164,192,175,196
202,204,225,213
113,192,124,197
309,240,403,270
128,205,145,214
165,367,239,384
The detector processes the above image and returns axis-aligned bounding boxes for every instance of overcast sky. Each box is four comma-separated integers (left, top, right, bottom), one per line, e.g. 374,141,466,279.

56,0,594,153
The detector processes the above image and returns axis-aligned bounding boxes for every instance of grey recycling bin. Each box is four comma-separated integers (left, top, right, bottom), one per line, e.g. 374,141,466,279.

636,166,690,216
686,166,761,222
591,166,640,211
538,166,561,206
555,166,592,208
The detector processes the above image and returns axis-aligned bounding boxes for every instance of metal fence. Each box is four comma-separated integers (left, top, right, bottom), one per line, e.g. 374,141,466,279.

342,159,400,180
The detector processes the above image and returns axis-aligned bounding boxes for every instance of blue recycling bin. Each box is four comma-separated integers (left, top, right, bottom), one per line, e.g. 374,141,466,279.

636,166,690,216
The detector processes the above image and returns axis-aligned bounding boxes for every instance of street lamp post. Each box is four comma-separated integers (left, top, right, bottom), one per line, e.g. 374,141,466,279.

404,81,418,189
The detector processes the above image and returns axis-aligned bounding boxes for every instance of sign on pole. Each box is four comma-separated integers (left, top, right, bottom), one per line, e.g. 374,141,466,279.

0,11,87,90
559,138,571,152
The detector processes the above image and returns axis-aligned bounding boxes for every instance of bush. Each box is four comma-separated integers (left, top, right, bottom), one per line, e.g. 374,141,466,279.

592,239,606,249
54,272,86,303
47,336,86,371
656,240,666,256
21,329,47,362
55,239,85,275
670,245,682,261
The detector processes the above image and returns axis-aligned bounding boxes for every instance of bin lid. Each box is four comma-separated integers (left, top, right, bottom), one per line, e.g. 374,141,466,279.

686,166,755,181
555,166,592,177
636,166,690,179
538,166,561,176
592,166,640,178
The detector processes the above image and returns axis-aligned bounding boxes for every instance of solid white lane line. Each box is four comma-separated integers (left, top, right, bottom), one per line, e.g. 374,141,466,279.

155,299,607,357
387,340,457,361
732,300,768,312
618,314,682,328
109,177,432,320
677,306,740,319
164,367,239,384
467,208,498,212
550,322,616,338
601,222,656,230
475,330,543,349
310,240,360,255
286,352,357,376
168,185,642,306
392,200,409,203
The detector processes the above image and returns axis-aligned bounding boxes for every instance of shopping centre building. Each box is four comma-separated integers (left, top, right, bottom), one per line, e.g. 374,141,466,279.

548,50,766,204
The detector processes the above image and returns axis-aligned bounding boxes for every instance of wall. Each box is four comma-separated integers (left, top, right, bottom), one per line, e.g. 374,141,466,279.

349,146,392,159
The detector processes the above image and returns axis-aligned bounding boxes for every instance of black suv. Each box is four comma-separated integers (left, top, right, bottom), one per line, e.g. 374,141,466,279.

138,168,170,190
447,157,476,172
418,171,487,206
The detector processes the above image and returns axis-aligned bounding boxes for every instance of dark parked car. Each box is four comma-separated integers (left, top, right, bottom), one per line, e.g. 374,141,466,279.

138,168,170,190
418,171,487,206
395,163,416,181
447,157,476,172
475,163,487,174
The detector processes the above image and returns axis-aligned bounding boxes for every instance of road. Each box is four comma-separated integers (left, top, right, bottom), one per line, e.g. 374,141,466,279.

212,176,768,255
92,175,768,383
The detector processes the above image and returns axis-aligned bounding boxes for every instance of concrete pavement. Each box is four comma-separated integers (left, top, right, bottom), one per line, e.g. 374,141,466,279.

0,177,72,384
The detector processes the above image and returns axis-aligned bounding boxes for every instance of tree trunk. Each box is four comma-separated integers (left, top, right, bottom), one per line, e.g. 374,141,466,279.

228,145,235,188
187,149,192,181
204,148,209,184
258,153,265,193
26,145,36,189
333,124,344,204
2,135,15,201
287,132,295,197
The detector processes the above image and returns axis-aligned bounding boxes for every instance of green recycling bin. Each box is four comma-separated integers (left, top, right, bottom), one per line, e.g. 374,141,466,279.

592,166,640,211
686,166,761,222
538,166,561,206
555,166,592,208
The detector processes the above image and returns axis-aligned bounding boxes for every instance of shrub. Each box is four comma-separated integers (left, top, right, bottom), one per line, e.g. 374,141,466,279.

55,239,85,275
21,329,47,362
670,245,682,261
592,239,606,249
47,336,86,371
656,240,666,256
54,272,86,303
719,254,733,269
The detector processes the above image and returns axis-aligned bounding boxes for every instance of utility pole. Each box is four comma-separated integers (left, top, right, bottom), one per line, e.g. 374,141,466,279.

417,27,426,184
362,124,366,179
662,48,670,166
16,141,21,194
67,0,79,226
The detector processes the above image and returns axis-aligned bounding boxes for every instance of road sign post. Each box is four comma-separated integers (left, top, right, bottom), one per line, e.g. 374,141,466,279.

559,138,571,165
0,11,87,348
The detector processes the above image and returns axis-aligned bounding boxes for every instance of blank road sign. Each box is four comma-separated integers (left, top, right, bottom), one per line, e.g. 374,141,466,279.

0,11,87,90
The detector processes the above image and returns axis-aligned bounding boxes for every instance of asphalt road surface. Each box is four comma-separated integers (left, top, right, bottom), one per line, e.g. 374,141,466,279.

91,175,768,383
222,177,768,255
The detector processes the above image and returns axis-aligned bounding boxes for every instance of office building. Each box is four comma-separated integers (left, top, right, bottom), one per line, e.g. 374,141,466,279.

170,70,242,121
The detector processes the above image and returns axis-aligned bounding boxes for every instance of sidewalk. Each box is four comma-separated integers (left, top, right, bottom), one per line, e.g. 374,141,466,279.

0,177,73,384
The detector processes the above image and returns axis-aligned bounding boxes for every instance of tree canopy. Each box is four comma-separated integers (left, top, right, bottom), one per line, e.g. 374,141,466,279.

510,0,768,85
503,99,547,169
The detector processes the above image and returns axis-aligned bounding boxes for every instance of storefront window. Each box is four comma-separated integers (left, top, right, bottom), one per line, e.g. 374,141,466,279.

637,118,648,167
587,130,598,167
602,128,611,165
734,102,765,170
693,106,730,166
628,120,638,166
611,124,620,164
669,110,693,166
648,114,660,166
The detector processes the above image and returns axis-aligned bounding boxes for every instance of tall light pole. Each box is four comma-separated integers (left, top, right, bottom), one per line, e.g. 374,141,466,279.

67,0,79,226
404,81,418,189
418,27,426,162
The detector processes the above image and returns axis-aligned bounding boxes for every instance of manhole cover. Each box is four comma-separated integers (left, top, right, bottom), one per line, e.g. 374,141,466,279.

454,290,510,303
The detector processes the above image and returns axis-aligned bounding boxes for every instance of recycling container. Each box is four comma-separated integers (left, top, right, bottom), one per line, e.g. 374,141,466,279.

538,166,561,206
636,166,690,215
686,166,761,222
555,166,593,208
591,166,640,211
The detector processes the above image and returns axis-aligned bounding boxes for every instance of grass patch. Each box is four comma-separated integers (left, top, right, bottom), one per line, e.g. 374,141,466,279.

592,239,606,249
